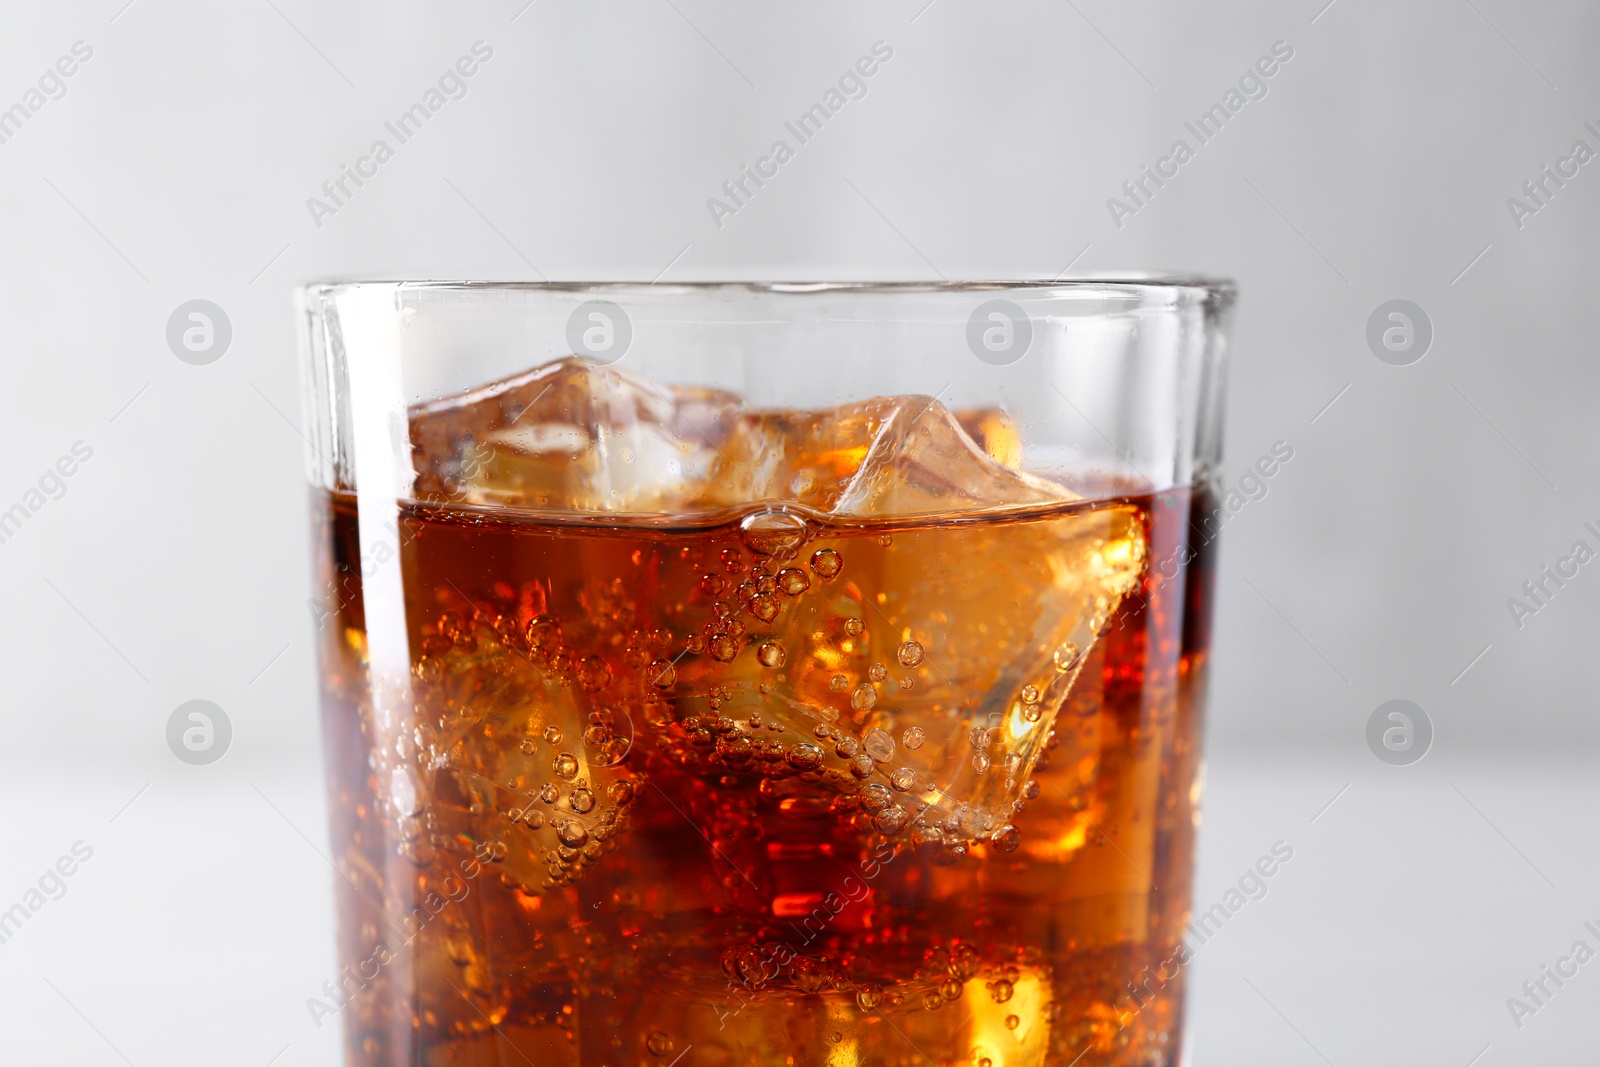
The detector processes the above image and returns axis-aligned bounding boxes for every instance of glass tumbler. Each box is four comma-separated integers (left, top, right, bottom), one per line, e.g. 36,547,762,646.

297,278,1234,1067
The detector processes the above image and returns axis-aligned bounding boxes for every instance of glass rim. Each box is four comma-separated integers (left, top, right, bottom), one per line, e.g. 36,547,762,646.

297,274,1236,306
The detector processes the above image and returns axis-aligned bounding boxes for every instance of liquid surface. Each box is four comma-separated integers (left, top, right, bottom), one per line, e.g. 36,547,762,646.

312,486,1213,1067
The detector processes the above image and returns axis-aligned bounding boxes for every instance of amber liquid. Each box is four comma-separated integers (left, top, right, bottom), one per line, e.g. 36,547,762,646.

313,485,1213,1067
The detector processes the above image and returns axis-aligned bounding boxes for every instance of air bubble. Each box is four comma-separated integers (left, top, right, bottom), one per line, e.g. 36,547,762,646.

787,743,825,771
836,737,860,759
699,574,725,597
850,755,874,779
990,825,1021,853
868,663,888,682
685,633,707,655
940,979,962,1001
1053,641,1083,672
553,753,579,779
710,634,739,662
899,677,914,690
1005,1015,1020,1031
863,728,895,762
539,783,559,803
557,820,589,848
741,510,808,555
902,726,926,751
856,983,884,1010
990,979,1014,1003
777,568,811,596
889,767,917,792
645,1031,675,1056
843,618,864,637
757,642,786,668
1021,704,1043,723
830,674,849,692
851,684,877,711
860,784,892,813
810,548,843,579
526,616,561,655
897,641,925,667
1021,685,1040,704
912,825,944,855
570,787,595,814
523,809,544,829
972,753,992,773
543,725,563,745
649,659,677,688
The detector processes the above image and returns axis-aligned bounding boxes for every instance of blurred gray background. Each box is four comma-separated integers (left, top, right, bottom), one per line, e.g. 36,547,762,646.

1,1,1596,1063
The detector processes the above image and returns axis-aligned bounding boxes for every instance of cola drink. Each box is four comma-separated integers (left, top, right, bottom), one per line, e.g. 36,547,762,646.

310,356,1216,1066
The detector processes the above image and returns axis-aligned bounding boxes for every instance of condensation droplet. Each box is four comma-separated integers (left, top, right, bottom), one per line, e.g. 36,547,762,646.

902,726,925,750
741,510,808,555
1053,641,1083,672
897,640,925,667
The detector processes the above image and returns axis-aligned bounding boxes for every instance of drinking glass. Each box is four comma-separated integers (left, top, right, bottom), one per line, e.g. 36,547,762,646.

297,278,1234,1067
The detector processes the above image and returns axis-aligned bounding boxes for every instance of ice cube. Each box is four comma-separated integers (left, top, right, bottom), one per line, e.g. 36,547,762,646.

690,396,1074,516
410,357,743,513
656,500,1146,853
390,610,648,897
